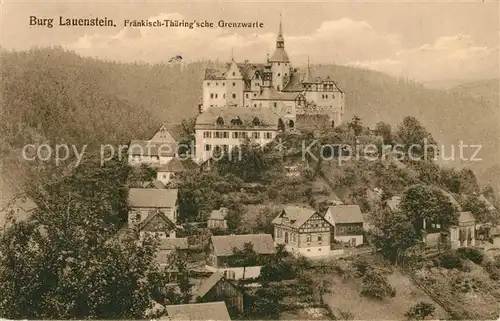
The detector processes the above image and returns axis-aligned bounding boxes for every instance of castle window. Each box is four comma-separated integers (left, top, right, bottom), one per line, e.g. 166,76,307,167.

253,93,256,97
216,82,218,86
331,121,335,128
246,93,249,98
223,94,226,98
285,73,287,77
215,94,218,98
278,63,280,66
210,93,214,99
232,82,236,87
216,117,224,126
205,144,211,151
274,102,277,108
207,82,210,86
325,95,328,99
253,104,257,107
252,117,260,126
278,73,281,77
277,85,280,91
232,72,235,76
232,93,236,99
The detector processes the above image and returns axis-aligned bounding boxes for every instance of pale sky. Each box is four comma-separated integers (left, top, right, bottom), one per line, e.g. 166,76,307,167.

1,0,499,82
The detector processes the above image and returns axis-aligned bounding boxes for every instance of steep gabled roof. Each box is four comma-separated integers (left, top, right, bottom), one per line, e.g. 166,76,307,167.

138,210,176,230
269,47,290,62
326,205,364,224
165,302,231,321
128,188,178,208
211,234,275,257
271,205,317,228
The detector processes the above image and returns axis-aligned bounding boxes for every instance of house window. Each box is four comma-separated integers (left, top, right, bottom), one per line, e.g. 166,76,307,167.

232,93,236,99
215,94,218,98
223,94,226,98
253,104,257,107
232,82,236,86
216,82,218,86
207,82,210,86
318,234,322,242
223,82,225,86
205,144,211,151
307,234,311,242
278,73,281,77
274,102,277,108
232,132,238,138
163,174,167,179
203,131,212,138
232,72,235,76
253,93,257,97
210,93,214,99
246,94,249,98
278,63,280,66
252,117,260,126
223,132,229,138
252,132,260,139
216,117,224,126
264,132,272,139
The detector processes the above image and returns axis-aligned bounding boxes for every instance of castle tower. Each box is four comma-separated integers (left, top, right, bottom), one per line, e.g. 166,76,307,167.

269,15,291,92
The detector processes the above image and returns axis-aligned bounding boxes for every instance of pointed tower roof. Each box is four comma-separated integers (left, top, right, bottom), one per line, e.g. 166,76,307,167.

303,56,313,83
269,15,290,63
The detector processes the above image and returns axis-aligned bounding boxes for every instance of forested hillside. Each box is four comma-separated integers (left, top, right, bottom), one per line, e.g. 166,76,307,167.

1,47,498,190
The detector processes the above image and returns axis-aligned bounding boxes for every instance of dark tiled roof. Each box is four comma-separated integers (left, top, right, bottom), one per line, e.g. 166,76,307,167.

327,205,364,224
211,234,275,257
151,180,166,189
165,302,231,321
195,107,280,129
269,48,290,62
128,188,178,208
128,140,177,157
271,205,317,228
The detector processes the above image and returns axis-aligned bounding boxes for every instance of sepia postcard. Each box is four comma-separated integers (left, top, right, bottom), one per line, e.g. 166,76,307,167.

0,0,499,320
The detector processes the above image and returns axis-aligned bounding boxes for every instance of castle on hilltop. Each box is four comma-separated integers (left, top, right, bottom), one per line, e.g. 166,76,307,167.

199,18,345,129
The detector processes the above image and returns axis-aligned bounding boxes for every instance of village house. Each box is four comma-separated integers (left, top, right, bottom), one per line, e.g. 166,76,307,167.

196,272,245,315
152,157,185,185
206,234,275,280
207,207,229,230
322,205,364,247
272,205,333,257
155,238,189,266
194,106,281,163
164,301,231,321
127,188,179,239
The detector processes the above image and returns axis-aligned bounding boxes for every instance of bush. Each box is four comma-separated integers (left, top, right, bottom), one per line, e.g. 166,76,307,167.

405,301,436,320
352,258,370,276
438,251,463,269
360,269,396,300
456,247,484,265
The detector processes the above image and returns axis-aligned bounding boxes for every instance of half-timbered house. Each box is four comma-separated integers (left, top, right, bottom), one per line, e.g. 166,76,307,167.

272,205,333,257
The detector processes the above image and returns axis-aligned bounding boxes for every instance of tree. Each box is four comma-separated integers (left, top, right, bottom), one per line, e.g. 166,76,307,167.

405,301,436,320
127,164,157,187
0,155,167,319
360,269,396,300
348,115,363,136
178,117,196,155
230,242,260,280
370,208,420,264
399,184,459,232
395,116,438,161
461,195,491,223
374,121,393,145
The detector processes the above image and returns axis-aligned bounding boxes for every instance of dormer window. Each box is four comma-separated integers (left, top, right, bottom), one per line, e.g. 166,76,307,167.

216,117,224,126
252,117,260,126
231,117,243,126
